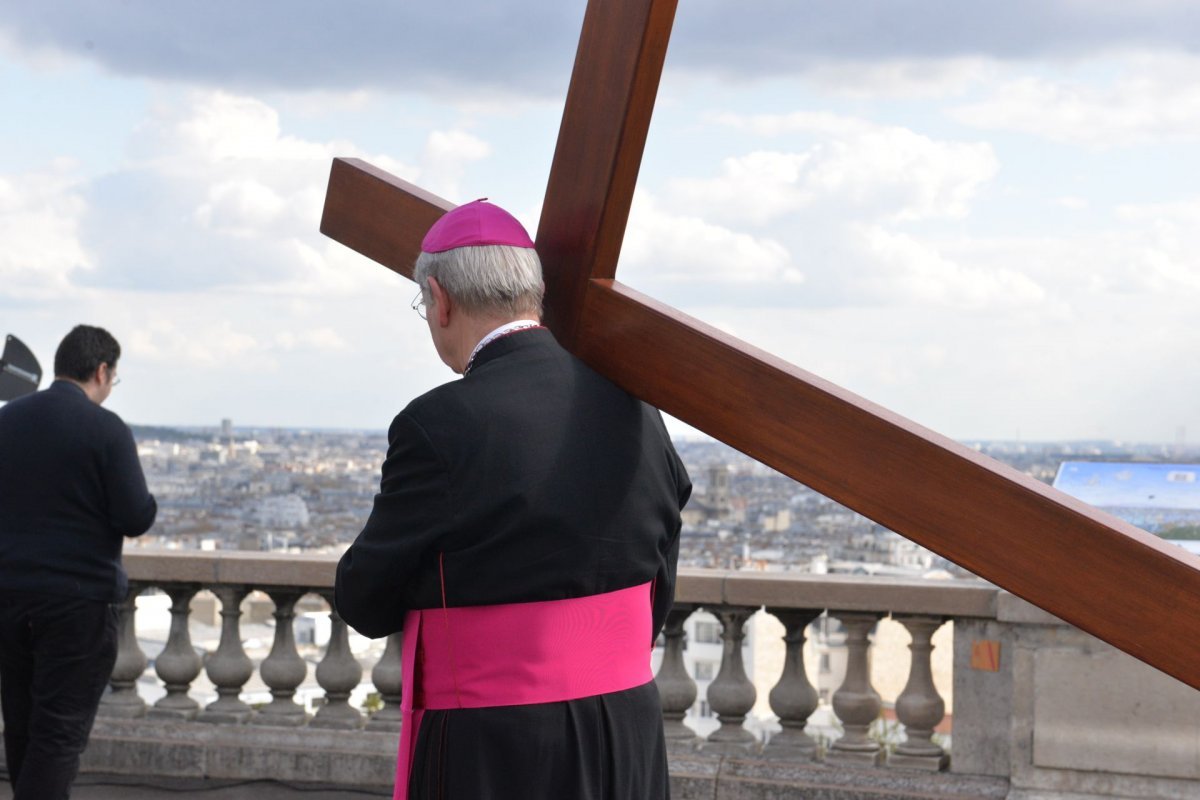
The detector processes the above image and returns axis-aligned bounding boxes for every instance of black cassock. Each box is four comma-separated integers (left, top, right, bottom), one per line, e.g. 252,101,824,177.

336,327,692,800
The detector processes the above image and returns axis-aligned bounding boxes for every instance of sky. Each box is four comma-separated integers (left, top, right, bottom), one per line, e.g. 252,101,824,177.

2,1,1200,443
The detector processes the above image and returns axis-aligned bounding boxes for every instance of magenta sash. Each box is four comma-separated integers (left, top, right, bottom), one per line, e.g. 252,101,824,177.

394,581,654,800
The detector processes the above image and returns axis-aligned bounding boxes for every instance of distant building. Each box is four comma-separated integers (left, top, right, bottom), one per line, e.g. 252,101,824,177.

252,494,310,529
681,464,741,526
221,418,235,459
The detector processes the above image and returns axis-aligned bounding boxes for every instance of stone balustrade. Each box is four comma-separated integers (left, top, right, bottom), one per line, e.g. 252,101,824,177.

102,551,391,730
89,555,989,775
658,569,993,771
56,552,1200,799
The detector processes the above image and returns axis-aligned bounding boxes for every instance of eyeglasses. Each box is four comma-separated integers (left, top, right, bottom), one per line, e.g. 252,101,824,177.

411,289,427,320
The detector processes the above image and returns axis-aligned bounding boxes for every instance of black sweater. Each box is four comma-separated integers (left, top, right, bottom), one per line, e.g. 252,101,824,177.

0,380,157,602
334,328,690,800
336,328,691,639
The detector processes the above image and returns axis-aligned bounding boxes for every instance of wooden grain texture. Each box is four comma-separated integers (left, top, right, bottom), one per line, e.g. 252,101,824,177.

318,154,1200,689
536,0,679,349
319,157,454,281
575,279,1200,690
318,0,1200,693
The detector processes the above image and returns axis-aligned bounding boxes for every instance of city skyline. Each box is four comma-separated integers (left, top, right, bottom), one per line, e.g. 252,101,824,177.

133,420,1200,451
128,424,1198,580
3,3,1200,442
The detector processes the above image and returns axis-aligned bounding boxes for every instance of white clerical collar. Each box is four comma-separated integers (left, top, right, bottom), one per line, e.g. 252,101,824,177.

464,319,542,375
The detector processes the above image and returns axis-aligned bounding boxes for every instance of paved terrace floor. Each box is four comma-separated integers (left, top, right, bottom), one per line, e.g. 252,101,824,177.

0,773,390,799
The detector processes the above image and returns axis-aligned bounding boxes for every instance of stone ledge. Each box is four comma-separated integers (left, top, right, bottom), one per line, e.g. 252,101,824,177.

677,569,998,618
82,718,396,788
671,752,1010,800
124,551,338,589
996,591,1068,626
69,721,1012,800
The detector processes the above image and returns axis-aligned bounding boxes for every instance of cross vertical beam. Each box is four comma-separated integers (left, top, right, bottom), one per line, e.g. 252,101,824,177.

536,0,679,349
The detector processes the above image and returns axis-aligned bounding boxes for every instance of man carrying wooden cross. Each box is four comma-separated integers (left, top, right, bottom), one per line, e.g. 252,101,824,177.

335,199,692,800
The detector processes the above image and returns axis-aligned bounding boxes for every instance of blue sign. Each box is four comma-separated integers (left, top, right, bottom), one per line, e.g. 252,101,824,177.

1053,462,1200,533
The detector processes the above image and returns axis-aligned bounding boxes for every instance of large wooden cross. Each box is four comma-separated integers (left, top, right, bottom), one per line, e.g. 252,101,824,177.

322,0,1200,689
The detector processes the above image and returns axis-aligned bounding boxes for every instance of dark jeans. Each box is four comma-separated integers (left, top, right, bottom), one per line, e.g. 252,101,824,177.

0,590,118,800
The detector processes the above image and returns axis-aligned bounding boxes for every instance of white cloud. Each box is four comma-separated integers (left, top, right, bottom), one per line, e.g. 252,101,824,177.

171,92,327,162
195,179,287,235
626,113,1020,311
666,150,813,227
623,191,799,284
0,162,90,301
684,292,1200,443
418,129,493,199
78,90,422,293
799,58,993,98
712,110,875,138
83,285,448,429
1056,196,1088,211
683,113,998,224
125,317,264,369
273,327,350,353
936,199,1200,304
850,225,1047,309
951,52,1200,147
1114,201,1200,293
424,130,491,163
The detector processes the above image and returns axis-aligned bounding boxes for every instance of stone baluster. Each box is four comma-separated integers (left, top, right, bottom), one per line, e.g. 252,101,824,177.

365,632,404,732
700,606,758,753
254,589,309,726
763,608,822,758
889,615,949,771
827,611,884,765
99,583,148,718
148,584,203,719
311,593,365,729
198,585,255,724
655,604,701,746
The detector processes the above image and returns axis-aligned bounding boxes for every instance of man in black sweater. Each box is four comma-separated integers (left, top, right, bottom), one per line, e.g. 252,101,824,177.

0,324,157,800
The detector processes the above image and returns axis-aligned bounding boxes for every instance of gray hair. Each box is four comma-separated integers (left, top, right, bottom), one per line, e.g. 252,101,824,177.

413,244,544,318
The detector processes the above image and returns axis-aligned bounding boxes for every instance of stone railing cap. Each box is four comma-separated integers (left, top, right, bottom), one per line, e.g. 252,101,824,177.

124,551,999,617
124,550,338,590
995,590,1069,625
676,568,998,618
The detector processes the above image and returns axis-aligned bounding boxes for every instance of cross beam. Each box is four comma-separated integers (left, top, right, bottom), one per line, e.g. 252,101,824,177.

321,0,1200,690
